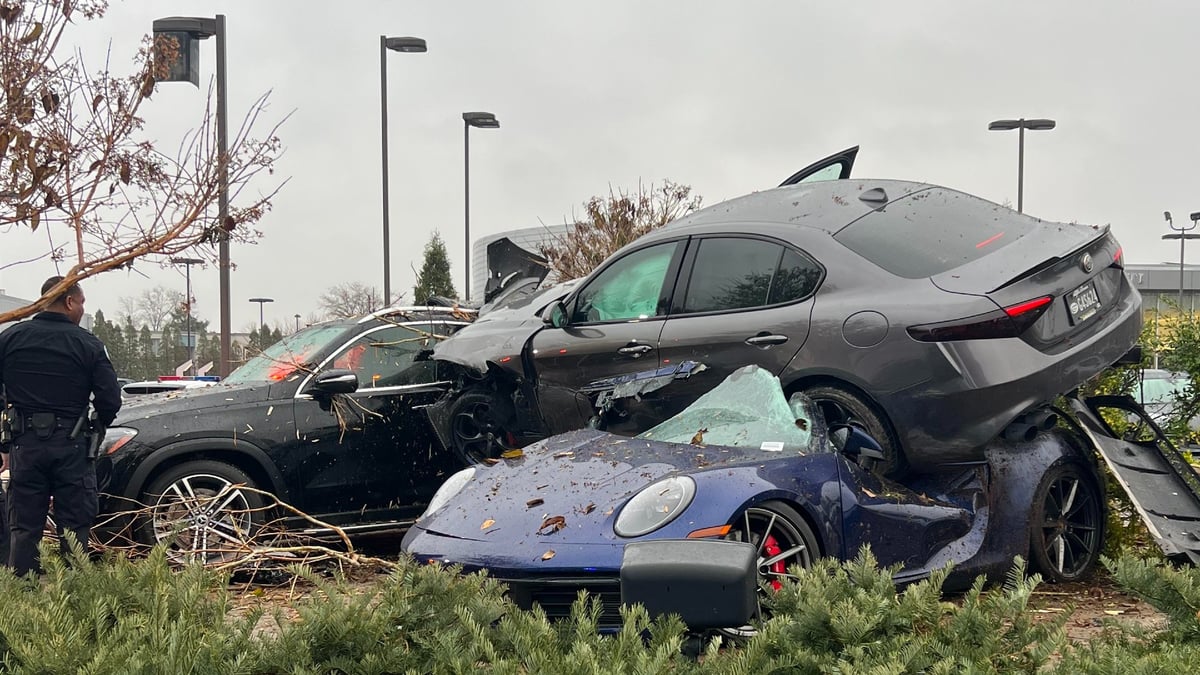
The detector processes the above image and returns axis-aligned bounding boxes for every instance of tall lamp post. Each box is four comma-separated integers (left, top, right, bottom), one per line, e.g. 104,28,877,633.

987,118,1056,213
248,297,274,329
170,257,203,376
153,15,232,377
1163,211,1200,313
379,35,427,305
462,111,499,301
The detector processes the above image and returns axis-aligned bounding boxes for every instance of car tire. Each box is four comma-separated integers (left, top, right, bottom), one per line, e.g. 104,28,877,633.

447,389,518,464
1028,460,1105,583
801,383,908,478
720,500,821,638
140,460,266,564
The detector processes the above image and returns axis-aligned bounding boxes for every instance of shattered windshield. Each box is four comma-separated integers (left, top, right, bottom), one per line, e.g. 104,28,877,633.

636,365,829,455
225,323,352,384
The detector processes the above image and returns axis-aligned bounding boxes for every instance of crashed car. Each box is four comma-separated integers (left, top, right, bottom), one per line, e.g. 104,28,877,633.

431,147,1142,475
93,305,473,559
404,364,1121,632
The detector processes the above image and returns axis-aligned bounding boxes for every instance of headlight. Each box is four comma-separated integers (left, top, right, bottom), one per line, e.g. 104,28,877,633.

614,475,695,538
420,467,476,520
101,427,138,455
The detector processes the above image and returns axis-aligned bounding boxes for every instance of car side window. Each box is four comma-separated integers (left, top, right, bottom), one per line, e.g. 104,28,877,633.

571,242,677,323
683,239,822,313
329,324,438,388
768,249,824,304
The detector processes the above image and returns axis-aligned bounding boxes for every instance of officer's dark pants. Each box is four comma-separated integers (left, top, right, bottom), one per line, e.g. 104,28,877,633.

7,428,96,577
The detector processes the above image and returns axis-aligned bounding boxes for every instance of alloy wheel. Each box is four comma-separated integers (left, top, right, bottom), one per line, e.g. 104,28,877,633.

149,473,256,564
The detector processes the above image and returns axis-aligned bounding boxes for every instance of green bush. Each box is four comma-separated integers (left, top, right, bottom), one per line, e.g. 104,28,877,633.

8,543,1200,673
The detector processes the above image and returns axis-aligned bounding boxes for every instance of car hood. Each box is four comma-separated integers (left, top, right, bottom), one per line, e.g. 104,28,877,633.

113,382,276,426
433,280,576,373
419,427,808,545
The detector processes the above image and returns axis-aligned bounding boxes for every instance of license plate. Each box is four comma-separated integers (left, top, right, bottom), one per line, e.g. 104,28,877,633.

1067,281,1100,324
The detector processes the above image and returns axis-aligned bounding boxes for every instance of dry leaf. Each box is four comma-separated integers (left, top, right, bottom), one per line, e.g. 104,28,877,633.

501,449,525,459
553,451,574,459
862,488,877,498
690,427,708,445
541,550,556,561
581,503,596,515
481,519,495,530
538,515,566,535
483,457,500,466
19,22,42,44
525,497,544,508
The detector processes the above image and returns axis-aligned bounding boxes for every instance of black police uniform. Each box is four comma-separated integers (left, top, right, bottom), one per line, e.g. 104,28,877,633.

0,311,120,577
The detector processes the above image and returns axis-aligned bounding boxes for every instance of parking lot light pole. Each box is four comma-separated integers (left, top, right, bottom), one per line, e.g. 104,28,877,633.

987,118,1056,213
380,35,428,306
249,297,274,330
294,313,301,332
170,257,203,376
153,15,231,377
1163,211,1200,313
463,111,499,302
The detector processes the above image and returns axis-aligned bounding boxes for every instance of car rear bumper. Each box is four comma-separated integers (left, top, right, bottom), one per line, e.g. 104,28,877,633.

892,283,1142,467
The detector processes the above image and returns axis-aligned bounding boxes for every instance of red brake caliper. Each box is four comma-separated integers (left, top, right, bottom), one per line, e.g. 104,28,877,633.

763,533,785,591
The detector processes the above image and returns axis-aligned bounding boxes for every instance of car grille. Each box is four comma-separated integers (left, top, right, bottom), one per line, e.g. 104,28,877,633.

502,577,622,629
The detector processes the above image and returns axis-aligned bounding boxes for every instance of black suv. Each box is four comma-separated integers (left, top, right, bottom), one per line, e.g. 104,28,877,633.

95,306,473,558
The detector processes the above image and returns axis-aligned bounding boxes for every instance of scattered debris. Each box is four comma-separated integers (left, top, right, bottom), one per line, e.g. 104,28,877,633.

537,515,566,535
526,498,545,508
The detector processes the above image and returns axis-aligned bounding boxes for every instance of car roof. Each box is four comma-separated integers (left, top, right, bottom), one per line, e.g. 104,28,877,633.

356,304,478,325
660,179,938,237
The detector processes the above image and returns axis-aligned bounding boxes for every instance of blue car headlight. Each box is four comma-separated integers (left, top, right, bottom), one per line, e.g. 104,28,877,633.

420,467,476,520
615,475,695,538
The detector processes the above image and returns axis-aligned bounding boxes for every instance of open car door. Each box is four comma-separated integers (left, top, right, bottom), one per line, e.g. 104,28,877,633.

1067,394,1200,565
777,146,858,187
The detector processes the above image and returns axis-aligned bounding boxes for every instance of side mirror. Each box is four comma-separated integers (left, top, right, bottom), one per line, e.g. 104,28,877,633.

307,369,358,396
540,301,568,328
830,424,886,471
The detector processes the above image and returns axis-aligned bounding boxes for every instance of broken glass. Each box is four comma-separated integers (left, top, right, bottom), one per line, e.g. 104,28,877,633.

637,365,828,455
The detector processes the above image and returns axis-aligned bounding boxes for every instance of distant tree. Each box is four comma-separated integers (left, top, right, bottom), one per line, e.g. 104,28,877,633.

318,282,386,319
0,0,284,325
538,180,702,280
132,285,184,331
412,232,457,303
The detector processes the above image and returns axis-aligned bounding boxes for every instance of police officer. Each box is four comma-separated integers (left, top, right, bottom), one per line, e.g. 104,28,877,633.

0,276,121,577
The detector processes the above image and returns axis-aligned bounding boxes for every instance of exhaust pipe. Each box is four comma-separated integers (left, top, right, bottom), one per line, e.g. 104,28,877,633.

1024,409,1058,431
1002,421,1038,443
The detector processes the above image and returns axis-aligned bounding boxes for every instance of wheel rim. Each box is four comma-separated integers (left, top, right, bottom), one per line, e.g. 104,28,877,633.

150,473,255,564
721,506,816,637
1038,472,1102,579
451,399,514,462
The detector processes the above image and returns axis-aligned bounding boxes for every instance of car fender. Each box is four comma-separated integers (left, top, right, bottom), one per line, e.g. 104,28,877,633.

121,438,289,503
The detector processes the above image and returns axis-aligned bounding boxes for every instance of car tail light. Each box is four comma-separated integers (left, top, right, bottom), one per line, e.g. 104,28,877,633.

1113,245,1124,268
907,296,1053,342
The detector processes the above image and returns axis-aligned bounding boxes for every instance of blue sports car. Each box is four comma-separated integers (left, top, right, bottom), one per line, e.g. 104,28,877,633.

403,365,1119,632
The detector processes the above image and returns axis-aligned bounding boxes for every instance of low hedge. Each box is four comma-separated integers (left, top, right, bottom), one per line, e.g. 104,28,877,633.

0,544,1194,674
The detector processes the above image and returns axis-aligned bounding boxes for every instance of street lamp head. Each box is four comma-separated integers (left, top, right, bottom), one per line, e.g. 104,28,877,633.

248,297,274,304
152,16,217,88
384,36,427,53
1024,119,1056,131
463,111,500,128
1192,212,1200,224
170,257,204,265
1165,211,1173,224
988,118,1056,131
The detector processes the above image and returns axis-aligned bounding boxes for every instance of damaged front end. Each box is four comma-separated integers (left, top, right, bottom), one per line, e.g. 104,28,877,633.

426,352,709,465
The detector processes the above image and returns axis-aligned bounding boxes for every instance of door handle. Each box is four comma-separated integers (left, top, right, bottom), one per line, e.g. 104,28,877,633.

745,334,789,347
617,344,653,357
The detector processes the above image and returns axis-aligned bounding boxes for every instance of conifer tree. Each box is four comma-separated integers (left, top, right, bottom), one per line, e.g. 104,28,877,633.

412,232,458,303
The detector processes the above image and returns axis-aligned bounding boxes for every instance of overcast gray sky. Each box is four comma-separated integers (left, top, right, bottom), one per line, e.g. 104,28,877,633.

2,1,1197,331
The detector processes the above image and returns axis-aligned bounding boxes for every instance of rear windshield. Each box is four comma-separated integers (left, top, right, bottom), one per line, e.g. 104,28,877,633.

833,188,1036,279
